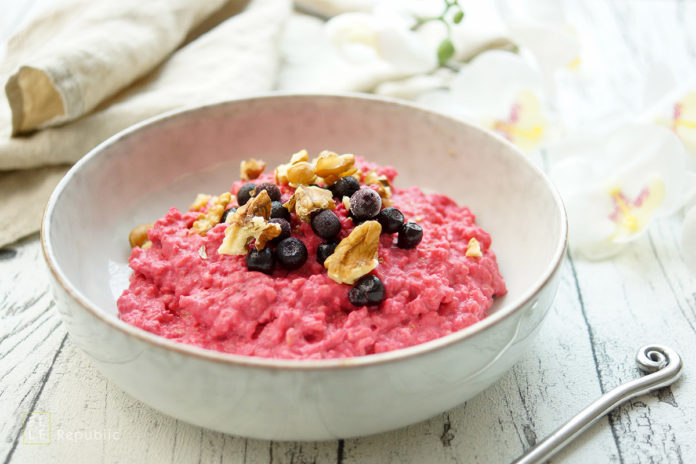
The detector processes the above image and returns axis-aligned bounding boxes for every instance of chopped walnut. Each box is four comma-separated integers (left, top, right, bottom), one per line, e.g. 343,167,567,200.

218,191,281,255
283,185,335,222
191,192,232,235
198,245,208,259
363,170,393,206
240,158,266,181
466,237,483,258
342,196,351,210
314,151,356,185
275,149,309,184
324,220,382,284
129,223,153,248
188,193,211,211
287,161,316,186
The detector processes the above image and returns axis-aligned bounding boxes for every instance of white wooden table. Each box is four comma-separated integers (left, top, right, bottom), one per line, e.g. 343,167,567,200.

2,1,696,463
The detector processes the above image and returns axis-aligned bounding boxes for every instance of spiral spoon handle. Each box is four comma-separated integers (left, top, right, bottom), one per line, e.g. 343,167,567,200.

511,345,683,464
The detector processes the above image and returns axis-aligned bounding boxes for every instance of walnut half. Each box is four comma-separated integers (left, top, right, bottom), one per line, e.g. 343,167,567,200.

218,191,281,255
191,192,232,235
240,158,266,181
324,220,382,284
283,185,335,222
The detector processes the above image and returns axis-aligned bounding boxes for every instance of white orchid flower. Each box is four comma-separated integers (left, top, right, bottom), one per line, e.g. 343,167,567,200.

495,0,582,75
325,11,437,75
418,50,550,152
550,124,695,259
644,86,696,167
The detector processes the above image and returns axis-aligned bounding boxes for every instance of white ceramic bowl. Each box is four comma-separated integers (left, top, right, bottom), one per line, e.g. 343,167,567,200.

42,94,566,441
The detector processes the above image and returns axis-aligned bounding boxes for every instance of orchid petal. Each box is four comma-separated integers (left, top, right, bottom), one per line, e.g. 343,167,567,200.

506,21,581,73
449,50,543,118
550,123,692,259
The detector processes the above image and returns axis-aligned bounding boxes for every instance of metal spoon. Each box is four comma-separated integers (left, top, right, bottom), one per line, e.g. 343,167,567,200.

512,344,683,464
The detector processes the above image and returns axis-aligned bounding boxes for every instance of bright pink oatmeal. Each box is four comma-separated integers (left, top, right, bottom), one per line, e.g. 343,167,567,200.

117,158,506,359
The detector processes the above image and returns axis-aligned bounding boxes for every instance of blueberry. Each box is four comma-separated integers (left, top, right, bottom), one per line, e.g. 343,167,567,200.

220,207,237,224
237,183,256,206
348,275,385,307
398,222,423,249
276,238,308,270
331,176,360,199
246,247,274,274
376,207,404,234
311,210,341,239
268,218,291,245
349,188,382,220
255,182,281,202
271,201,291,220
316,241,338,266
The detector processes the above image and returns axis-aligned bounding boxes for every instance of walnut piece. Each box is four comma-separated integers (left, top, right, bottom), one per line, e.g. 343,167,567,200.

191,192,232,235
466,237,483,258
188,193,211,211
363,170,393,206
324,220,382,284
287,161,316,186
218,191,281,255
314,151,356,185
240,158,266,181
129,223,153,248
275,149,309,184
283,185,335,222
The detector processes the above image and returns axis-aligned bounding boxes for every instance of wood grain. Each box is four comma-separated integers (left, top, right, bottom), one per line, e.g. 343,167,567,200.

1,1,696,463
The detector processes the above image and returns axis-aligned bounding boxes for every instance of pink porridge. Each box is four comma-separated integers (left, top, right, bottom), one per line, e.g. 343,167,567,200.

117,151,506,359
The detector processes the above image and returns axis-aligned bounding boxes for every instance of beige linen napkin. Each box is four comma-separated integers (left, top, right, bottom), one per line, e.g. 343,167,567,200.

3,0,229,134
0,0,290,247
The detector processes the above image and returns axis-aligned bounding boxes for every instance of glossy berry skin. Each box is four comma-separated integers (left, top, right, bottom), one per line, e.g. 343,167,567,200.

255,182,282,202
270,201,291,221
275,238,308,270
237,183,256,206
268,218,291,245
397,222,423,249
349,188,382,220
220,207,237,224
316,241,338,266
348,275,386,307
331,176,360,199
376,207,404,234
311,210,341,239
246,247,274,275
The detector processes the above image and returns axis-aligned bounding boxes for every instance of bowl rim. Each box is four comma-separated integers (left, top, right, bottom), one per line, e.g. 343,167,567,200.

41,92,568,371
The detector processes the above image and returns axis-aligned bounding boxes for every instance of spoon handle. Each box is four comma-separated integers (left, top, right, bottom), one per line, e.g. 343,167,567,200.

511,344,683,464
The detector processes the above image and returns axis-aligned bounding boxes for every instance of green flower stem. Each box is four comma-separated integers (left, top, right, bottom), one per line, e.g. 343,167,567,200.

411,0,465,65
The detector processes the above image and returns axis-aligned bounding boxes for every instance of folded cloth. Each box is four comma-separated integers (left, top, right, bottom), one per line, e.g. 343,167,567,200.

0,0,290,247
3,0,229,134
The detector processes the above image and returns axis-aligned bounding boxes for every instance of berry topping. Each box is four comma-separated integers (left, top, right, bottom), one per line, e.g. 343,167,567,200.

311,209,341,239
270,201,291,221
331,176,360,199
268,218,291,245
398,222,423,249
246,247,274,274
220,207,237,224
255,182,282,202
348,275,385,307
349,188,382,220
237,183,256,206
276,237,308,270
376,207,404,234
316,241,338,266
